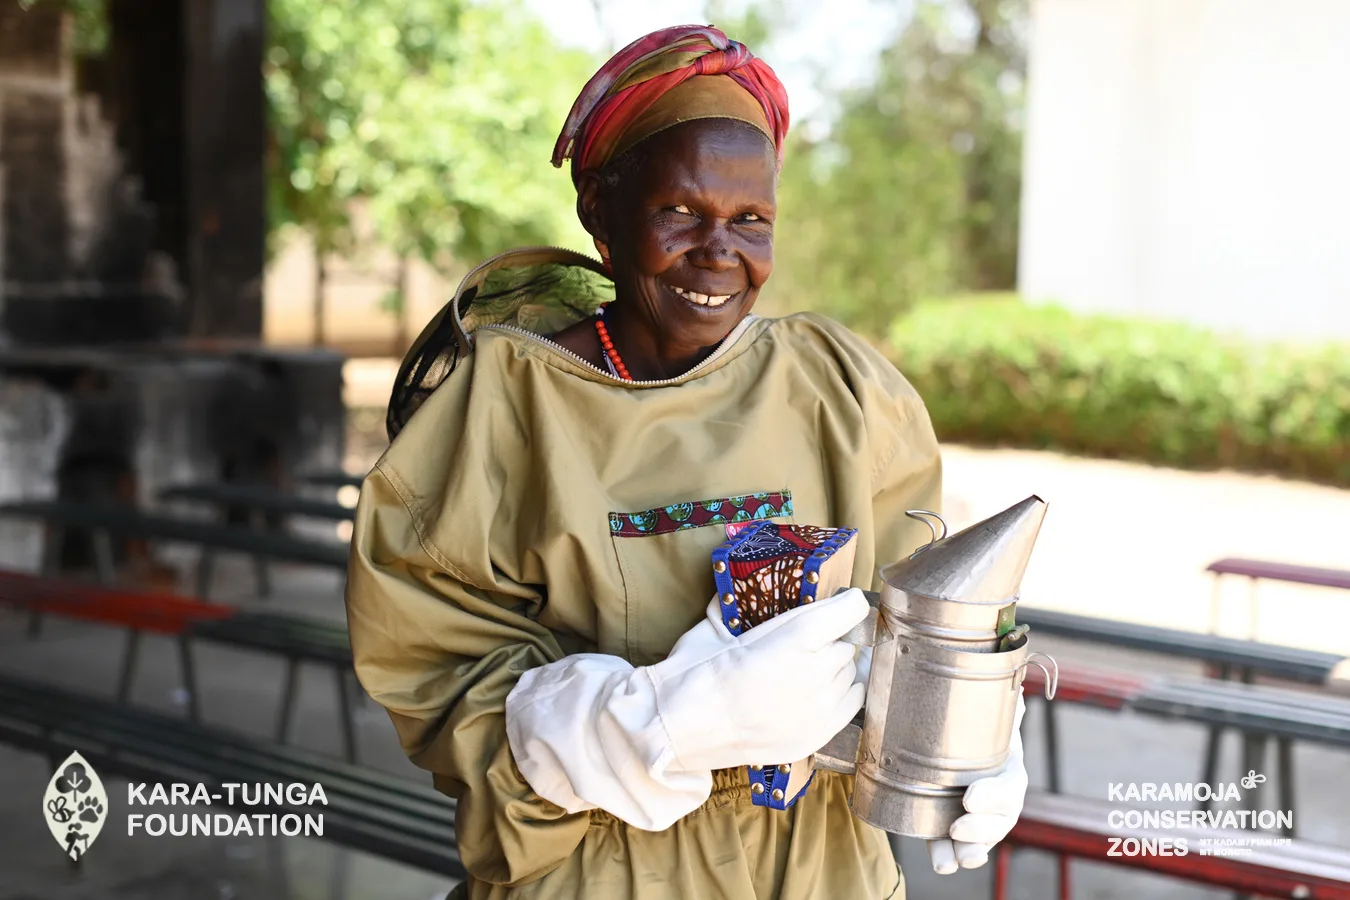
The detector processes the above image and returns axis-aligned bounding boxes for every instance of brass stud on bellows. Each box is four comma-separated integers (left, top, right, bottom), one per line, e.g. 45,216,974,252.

805,571,820,584
728,618,741,629
777,764,791,773
771,789,784,802
713,561,727,574
722,593,735,605
751,783,765,795
750,765,763,771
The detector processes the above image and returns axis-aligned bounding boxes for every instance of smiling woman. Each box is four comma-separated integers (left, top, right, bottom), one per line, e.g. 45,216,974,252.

345,23,1023,900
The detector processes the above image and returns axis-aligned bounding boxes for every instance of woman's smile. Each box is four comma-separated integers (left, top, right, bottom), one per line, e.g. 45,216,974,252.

666,282,740,310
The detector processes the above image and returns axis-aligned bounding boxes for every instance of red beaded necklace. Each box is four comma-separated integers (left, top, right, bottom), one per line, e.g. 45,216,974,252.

593,304,633,381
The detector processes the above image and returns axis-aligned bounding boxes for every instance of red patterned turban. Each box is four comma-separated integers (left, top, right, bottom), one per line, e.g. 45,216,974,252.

551,24,790,183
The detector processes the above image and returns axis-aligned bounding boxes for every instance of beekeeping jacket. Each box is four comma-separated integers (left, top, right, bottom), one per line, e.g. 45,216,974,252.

346,248,942,899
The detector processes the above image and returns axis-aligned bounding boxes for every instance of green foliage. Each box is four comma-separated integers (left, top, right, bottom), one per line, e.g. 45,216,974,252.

18,0,109,55
887,299,1350,485
767,0,1026,334
265,0,594,267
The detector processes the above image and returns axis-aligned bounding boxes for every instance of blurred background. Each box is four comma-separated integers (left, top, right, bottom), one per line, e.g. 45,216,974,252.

0,0,1347,898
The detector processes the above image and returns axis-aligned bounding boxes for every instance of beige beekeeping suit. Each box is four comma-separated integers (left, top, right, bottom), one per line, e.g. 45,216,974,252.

346,250,942,899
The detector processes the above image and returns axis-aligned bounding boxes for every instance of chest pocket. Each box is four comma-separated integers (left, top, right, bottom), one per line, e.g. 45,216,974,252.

609,490,795,666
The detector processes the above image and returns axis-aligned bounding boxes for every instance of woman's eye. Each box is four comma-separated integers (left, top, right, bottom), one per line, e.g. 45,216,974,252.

671,205,693,215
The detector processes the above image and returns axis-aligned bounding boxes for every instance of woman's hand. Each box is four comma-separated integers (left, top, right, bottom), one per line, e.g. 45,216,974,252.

650,588,871,773
927,691,1029,873
503,589,870,831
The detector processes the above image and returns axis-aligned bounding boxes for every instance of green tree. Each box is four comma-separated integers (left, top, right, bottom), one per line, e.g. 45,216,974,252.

265,0,595,269
768,0,1027,334
18,0,109,54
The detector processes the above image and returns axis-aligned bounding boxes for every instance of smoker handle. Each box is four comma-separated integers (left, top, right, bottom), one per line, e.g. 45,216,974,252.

813,591,882,775
1019,652,1059,701
812,719,862,775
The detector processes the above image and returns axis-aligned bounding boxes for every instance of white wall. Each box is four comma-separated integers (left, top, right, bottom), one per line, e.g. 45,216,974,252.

1019,0,1350,340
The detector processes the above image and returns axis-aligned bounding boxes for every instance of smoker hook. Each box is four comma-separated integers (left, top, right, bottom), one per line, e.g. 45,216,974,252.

904,510,948,558
1020,652,1059,701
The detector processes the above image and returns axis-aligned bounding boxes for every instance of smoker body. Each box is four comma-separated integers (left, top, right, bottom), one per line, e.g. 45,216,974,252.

815,496,1057,839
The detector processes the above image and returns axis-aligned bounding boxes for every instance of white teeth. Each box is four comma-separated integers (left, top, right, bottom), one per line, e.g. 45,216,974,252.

671,285,732,307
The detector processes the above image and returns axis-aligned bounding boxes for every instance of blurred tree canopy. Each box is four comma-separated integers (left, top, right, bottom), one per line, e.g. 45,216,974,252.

18,0,109,54
265,0,595,268
769,0,1027,334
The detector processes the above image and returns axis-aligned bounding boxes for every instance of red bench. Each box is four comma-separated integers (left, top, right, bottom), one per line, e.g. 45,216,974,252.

0,569,234,717
1000,791,1350,900
0,569,364,761
1207,557,1350,638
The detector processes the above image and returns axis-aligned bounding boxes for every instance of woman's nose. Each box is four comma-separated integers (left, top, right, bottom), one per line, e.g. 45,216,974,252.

688,229,738,271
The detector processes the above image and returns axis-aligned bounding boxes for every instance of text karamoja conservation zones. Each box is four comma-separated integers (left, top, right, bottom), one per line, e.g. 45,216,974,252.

126,782,327,837
1105,779,1294,859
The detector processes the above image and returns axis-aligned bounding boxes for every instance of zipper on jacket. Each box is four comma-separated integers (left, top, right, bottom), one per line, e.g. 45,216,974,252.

478,317,758,386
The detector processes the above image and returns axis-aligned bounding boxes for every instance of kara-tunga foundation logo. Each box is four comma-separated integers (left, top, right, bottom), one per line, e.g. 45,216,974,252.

43,752,109,861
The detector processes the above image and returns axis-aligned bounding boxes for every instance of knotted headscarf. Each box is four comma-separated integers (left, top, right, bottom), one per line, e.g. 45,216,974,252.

551,25,790,183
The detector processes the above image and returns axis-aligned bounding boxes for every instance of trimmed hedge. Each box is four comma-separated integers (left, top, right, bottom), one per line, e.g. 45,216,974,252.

886,298,1350,486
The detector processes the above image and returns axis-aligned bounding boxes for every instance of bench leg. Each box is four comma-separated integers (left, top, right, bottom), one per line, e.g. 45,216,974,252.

1208,573,1222,634
1277,737,1295,838
1042,695,1062,794
1200,663,1233,813
1246,575,1260,640
253,557,272,599
178,635,201,723
1059,853,1072,900
92,529,116,584
275,658,301,743
249,511,273,598
195,551,216,601
1239,731,1267,813
993,843,1011,900
335,666,357,764
117,629,142,704
29,525,66,637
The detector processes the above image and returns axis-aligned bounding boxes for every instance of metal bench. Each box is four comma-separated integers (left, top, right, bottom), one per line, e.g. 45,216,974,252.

0,499,349,600
0,674,463,880
1001,790,1350,900
188,610,360,762
0,570,362,761
298,470,367,490
1131,679,1350,836
1206,557,1350,638
1020,664,1350,839
160,482,356,523
1017,605,1350,819
1018,607,1350,690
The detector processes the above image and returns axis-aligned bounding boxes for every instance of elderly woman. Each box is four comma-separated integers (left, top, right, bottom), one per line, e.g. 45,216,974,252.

347,25,1027,900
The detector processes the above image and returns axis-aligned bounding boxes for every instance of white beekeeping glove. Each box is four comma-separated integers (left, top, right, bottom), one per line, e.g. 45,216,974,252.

505,589,869,831
928,690,1029,874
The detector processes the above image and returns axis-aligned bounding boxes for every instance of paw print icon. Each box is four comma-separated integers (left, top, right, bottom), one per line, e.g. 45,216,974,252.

78,797,104,824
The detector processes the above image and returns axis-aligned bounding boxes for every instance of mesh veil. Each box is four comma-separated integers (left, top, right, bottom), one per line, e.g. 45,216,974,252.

386,249,614,441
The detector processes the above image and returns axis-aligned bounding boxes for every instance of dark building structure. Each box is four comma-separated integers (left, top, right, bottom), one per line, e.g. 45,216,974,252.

0,0,344,573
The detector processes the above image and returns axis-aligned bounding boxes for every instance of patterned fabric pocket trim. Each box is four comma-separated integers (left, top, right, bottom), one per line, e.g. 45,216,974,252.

608,491,793,538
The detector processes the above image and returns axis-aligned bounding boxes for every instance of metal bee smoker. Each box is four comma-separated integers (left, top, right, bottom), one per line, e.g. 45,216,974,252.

813,495,1059,839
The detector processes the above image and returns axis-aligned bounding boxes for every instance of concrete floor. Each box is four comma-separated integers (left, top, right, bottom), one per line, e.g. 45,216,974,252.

2,417,1348,899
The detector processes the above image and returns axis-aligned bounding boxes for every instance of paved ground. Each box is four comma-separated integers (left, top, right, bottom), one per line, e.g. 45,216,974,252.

1,374,1347,898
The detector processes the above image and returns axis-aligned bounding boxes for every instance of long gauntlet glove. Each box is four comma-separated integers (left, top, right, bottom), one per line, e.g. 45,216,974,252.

504,589,870,831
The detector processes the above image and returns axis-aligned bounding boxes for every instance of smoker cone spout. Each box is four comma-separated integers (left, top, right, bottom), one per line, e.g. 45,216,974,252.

816,495,1055,840
881,494,1048,609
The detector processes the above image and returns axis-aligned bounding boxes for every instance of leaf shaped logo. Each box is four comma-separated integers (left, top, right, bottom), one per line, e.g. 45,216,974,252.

43,752,108,861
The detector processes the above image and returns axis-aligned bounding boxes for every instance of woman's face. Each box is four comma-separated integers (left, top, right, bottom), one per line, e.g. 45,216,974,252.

580,119,777,355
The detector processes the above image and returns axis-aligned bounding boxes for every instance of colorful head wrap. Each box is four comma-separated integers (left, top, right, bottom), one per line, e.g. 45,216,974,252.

551,25,790,183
